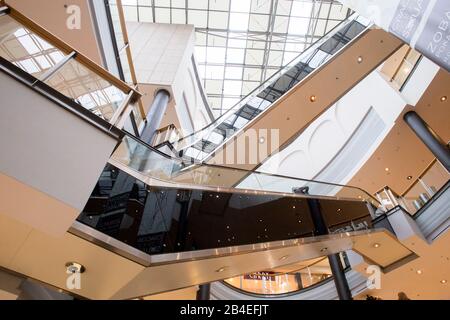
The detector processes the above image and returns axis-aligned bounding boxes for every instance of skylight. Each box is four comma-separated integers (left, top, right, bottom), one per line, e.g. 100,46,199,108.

120,0,349,117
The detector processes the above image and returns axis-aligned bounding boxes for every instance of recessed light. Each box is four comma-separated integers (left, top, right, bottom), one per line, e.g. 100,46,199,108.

310,95,317,102
357,56,363,63
441,279,447,284
216,267,228,273
440,96,447,102
320,247,328,253
385,167,390,172
337,208,342,213
373,243,381,248
407,176,413,180
416,270,423,275
280,255,289,261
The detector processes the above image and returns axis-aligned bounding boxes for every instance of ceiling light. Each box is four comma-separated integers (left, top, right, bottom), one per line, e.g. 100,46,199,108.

407,176,413,180
320,247,328,253
310,95,317,103
259,137,266,144
441,279,447,284
357,56,363,63
216,267,228,273
280,255,289,261
440,96,447,102
416,270,423,275
373,243,381,248
65,262,86,274
385,167,390,172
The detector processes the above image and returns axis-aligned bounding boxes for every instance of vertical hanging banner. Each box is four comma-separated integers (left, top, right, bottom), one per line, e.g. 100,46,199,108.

415,1,450,71
338,0,450,72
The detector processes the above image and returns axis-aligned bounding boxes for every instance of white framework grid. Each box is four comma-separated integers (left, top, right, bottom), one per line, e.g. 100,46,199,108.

120,0,350,117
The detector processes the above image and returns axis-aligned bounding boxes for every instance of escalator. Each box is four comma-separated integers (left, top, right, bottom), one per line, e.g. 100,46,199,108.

0,5,415,299
152,14,403,174
72,132,414,299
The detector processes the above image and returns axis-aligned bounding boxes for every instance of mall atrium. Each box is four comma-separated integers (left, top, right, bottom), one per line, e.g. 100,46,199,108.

0,0,449,300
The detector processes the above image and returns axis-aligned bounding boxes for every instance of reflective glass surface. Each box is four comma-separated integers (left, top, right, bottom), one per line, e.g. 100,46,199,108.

0,13,131,123
44,59,127,121
0,15,68,78
78,164,372,256
111,134,380,207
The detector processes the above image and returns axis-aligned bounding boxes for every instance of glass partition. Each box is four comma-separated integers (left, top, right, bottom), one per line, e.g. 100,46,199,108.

374,160,449,215
78,162,373,257
0,15,68,78
111,133,380,207
44,58,127,121
402,160,449,214
0,8,138,126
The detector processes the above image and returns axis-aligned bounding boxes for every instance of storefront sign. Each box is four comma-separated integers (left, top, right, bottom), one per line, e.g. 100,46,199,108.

244,272,276,281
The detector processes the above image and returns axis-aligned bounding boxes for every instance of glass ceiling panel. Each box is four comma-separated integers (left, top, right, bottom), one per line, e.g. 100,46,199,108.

120,0,349,117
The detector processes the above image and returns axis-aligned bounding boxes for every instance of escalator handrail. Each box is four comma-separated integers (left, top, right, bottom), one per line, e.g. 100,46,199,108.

120,130,380,206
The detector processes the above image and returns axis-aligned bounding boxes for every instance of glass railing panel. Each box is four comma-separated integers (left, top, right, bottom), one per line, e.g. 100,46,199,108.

419,160,449,194
402,160,450,214
110,134,380,207
0,15,68,78
168,15,371,161
77,163,374,257
43,58,127,121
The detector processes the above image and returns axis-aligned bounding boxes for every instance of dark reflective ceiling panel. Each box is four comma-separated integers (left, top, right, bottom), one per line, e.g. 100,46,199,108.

78,164,371,256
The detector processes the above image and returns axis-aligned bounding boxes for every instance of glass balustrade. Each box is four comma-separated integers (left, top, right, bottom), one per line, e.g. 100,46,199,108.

374,159,449,215
0,15,68,78
111,133,380,207
402,160,449,214
0,9,138,126
77,160,375,258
